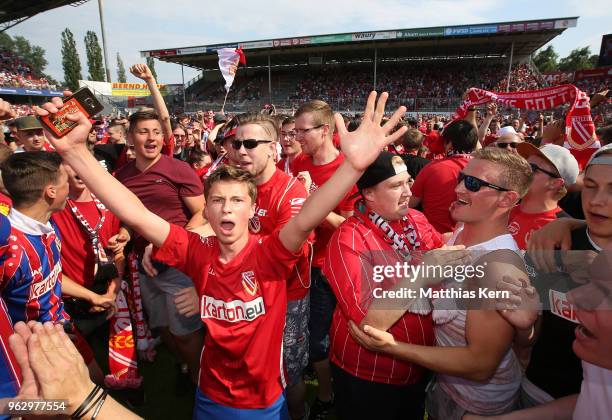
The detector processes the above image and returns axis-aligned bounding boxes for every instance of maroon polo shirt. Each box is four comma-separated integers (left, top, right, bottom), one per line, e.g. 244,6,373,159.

115,155,203,254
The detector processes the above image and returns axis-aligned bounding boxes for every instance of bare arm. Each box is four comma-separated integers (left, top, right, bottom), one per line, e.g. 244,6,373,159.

182,194,206,230
129,64,172,141
280,92,407,253
35,98,170,248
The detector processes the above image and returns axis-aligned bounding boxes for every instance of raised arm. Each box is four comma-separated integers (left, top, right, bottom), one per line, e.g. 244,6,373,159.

34,97,170,247
279,92,407,253
129,64,172,141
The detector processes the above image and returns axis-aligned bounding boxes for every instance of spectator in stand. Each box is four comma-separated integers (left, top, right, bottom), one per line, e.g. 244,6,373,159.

410,119,478,233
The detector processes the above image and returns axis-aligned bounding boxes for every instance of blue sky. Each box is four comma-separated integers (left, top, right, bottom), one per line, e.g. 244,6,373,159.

7,0,610,85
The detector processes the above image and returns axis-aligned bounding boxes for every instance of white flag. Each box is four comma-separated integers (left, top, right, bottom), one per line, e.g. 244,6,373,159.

217,48,245,91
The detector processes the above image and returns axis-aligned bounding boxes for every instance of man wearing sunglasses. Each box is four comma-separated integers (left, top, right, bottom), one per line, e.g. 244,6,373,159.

410,119,478,234
35,90,407,420
349,148,534,418
492,126,522,154
508,143,579,249
228,112,312,420
291,100,358,418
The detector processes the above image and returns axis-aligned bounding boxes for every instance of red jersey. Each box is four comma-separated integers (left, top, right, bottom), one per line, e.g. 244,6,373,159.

324,209,441,384
153,225,300,409
411,154,470,233
51,200,121,288
291,153,357,268
508,206,563,249
569,146,598,172
424,131,444,155
0,192,11,216
276,156,299,175
251,169,312,300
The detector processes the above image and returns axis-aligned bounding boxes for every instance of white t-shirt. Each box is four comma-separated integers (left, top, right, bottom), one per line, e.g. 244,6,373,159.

573,361,612,419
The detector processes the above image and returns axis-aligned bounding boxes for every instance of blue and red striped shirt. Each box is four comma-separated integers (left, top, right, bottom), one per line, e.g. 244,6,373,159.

1,209,67,324
0,214,20,416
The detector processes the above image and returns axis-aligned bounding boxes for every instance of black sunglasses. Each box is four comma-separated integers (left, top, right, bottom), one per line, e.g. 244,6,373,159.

529,163,560,179
231,139,272,150
458,172,509,192
496,142,518,149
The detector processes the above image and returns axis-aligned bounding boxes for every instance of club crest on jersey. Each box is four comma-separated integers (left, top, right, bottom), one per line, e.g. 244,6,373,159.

249,215,261,233
241,271,258,296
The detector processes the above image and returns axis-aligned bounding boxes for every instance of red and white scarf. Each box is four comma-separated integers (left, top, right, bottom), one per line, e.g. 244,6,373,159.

67,195,108,274
453,84,596,150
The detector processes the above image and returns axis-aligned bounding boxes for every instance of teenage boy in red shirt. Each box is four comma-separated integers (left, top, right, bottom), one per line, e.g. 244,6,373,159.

36,91,407,419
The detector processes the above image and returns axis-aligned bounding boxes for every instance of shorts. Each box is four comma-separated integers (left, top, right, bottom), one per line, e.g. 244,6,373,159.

139,267,202,336
308,268,336,362
283,294,310,387
193,388,289,420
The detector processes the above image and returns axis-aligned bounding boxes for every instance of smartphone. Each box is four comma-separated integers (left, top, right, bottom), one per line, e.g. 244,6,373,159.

39,87,104,137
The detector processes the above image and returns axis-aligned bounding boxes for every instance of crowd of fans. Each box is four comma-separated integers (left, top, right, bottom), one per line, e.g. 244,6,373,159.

0,50,56,90
0,57,611,420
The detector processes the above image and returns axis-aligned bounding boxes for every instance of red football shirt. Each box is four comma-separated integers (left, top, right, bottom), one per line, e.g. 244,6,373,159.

276,156,300,175
153,224,300,409
411,155,470,234
291,153,357,268
508,206,562,249
52,200,121,288
115,155,203,254
252,169,312,301
324,209,441,384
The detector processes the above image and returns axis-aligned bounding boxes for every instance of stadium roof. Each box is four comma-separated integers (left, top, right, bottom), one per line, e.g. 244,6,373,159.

0,0,91,31
141,17,578,71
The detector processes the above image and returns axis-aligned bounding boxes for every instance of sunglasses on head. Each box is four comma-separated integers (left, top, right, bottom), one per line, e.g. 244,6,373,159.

231,139,272,150
457,172,509,192
496,142,518,149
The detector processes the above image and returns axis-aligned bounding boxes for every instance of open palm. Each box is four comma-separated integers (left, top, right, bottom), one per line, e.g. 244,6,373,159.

334,92,407,171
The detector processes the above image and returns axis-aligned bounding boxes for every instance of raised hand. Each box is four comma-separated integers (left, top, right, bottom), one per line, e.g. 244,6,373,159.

129,64,154,82
33,93,92,154
334,91,406,172
0,98,16,120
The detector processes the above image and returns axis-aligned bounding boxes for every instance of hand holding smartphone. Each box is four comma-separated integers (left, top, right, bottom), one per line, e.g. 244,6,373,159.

38,87,104,137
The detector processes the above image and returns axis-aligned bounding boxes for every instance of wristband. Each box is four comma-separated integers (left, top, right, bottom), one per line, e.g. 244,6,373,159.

71,385,100,419
90,389,109,420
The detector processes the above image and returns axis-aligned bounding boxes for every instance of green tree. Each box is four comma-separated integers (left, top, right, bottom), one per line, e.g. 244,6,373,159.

533,45,559,73
0,33,48,75
146,57,158,81
558,47,594,71
116,53,127,83
589,54,600,68
61,28,82,91
84,31,106,81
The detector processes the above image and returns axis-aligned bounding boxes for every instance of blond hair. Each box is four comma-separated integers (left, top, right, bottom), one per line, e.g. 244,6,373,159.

294,100,335,137
234,112,278,141
471,148,533,198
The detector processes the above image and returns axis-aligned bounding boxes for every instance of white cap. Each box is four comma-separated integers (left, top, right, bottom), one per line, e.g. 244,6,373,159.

517,143,579,186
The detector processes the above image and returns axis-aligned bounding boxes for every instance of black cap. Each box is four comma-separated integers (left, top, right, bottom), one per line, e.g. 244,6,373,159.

357,151,408,190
